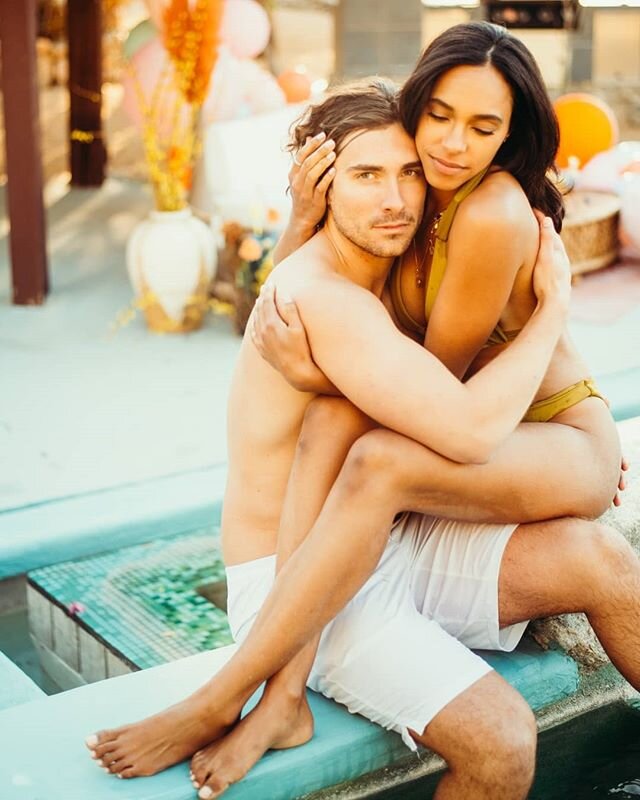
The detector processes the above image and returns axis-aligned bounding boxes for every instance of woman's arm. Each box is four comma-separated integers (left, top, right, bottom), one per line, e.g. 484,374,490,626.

424,187,538,379
272,133,336,265
289,217,570,465
250,290,340,395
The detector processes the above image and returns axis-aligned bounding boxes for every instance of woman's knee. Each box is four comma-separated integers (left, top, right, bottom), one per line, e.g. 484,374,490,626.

298,397,372,456
342,429,410,495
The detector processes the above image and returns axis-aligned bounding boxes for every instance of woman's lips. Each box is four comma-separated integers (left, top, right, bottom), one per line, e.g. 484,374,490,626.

429,155,468,176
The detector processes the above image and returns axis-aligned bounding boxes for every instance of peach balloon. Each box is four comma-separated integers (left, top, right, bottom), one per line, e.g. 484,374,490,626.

220,0,271,60
277,69,311,104
202,47,285,124
554,93,619,169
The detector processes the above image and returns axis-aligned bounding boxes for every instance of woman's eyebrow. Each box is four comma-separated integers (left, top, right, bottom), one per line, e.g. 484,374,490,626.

430,97,503,125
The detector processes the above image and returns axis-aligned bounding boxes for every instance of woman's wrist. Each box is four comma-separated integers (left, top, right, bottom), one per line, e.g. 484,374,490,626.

289,217,317,241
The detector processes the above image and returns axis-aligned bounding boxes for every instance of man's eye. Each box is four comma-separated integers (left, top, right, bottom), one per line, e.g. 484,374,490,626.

358,172,375,179
404,168,423,177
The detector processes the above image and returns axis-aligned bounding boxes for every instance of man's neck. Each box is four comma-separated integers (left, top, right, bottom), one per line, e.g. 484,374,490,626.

321,218,393,297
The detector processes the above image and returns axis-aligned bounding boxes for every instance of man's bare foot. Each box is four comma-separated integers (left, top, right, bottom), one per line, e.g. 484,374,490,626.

85,688,243,778
190,688,313,798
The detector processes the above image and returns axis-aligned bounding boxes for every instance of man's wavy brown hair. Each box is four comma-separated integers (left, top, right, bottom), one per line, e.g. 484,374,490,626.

288,78,401,158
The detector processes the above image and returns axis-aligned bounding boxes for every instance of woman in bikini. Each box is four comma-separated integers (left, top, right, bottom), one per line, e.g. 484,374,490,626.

255,20,624,525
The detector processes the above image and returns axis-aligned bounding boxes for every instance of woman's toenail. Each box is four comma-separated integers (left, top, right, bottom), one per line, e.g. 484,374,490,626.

86,735,98,747
97,760,104,767
199,788,214,799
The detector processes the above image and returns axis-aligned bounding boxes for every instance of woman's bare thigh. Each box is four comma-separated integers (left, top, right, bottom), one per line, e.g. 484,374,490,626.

383,401,620,523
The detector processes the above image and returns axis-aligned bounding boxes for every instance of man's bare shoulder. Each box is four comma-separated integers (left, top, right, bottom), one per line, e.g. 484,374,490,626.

268,236,379,313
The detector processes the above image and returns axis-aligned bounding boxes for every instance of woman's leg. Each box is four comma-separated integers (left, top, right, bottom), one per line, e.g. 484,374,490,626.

89,398,380,780
191,399,377,794
89,400,619,780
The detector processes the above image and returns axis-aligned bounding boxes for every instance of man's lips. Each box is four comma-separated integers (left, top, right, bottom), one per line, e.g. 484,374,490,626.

373,221,413,230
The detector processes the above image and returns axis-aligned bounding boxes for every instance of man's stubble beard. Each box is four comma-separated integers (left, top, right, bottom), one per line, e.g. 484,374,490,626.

329,203,418,259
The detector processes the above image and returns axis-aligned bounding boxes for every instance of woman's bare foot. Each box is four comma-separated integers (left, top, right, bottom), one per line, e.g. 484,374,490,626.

190,687,314,798
85,687,244,778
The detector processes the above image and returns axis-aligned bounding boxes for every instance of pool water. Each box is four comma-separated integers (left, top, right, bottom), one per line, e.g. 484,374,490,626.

376,701,640,799
0,607,62,694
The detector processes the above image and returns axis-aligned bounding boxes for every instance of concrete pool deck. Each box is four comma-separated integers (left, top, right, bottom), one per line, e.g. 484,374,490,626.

0,175,639,522
0,179,241,516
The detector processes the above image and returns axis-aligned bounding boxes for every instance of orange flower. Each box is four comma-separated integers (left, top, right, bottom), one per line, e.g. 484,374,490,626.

267,207,281,225
163,0,224,106
238,236,263,262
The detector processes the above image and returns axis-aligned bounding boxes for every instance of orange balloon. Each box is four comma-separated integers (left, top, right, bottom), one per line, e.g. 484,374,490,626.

277,69,311,104
554,93,618,169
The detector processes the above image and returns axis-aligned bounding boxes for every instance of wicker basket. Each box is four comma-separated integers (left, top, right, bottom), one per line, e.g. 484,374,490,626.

561,191,621,275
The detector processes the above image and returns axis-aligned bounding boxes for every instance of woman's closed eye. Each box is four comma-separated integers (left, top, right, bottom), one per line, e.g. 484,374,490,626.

473,127,495,137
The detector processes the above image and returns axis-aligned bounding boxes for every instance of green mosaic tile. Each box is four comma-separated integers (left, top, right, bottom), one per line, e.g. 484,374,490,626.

28,527,233,669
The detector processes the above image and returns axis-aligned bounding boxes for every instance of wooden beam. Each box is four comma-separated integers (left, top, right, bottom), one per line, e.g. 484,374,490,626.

0,0,49,305
67,0,105,186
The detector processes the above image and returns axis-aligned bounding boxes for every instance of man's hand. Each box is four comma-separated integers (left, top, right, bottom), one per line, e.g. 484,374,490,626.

531,213,572,316
251,284,334,393
613,456,629,507
288,132,336,233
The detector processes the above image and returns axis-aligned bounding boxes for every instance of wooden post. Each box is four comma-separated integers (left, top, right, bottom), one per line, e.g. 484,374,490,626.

0,0,49,304
67,0,105,186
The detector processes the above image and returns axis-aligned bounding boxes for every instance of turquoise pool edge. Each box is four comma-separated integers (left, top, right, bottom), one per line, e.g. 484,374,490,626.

0,464,227,579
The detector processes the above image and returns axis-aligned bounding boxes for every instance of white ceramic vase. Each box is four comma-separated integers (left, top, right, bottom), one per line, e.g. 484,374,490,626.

126,207,217,333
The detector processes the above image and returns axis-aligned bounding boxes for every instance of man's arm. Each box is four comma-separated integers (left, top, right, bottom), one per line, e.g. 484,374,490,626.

294,219,570,464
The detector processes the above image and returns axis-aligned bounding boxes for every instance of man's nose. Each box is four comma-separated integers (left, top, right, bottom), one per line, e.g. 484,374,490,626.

381,180,405,212
442,124,467,154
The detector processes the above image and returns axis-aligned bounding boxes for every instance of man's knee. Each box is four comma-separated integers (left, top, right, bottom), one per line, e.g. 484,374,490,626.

578,522,637,591
556,519,638,592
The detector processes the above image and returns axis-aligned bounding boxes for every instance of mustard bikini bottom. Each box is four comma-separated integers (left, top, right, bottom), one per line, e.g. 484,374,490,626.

523,378,606,423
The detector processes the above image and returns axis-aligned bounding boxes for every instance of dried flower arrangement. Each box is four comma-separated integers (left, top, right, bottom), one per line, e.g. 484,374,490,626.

131,0,225,211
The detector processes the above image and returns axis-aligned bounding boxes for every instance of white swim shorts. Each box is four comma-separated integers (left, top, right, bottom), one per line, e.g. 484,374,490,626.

225,513,528,750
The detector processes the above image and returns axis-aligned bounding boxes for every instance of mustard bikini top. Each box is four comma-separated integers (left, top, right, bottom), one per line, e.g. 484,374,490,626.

389,167,519,348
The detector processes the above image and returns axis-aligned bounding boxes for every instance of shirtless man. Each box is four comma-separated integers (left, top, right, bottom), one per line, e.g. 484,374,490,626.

86,81,640,800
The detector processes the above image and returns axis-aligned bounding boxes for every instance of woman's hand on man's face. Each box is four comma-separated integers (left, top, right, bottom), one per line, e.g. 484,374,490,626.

288,132,336,232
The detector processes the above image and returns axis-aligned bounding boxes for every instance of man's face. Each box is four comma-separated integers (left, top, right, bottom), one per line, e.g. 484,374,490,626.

327,124,426,258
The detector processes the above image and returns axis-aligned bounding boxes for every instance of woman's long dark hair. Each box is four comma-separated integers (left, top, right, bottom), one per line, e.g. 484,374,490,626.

400,22,564,230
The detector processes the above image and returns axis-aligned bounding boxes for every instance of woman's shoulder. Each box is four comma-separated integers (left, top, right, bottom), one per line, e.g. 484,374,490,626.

456,170,535,236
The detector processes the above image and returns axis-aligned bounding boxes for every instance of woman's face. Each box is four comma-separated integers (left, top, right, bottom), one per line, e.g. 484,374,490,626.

414,63,513,197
